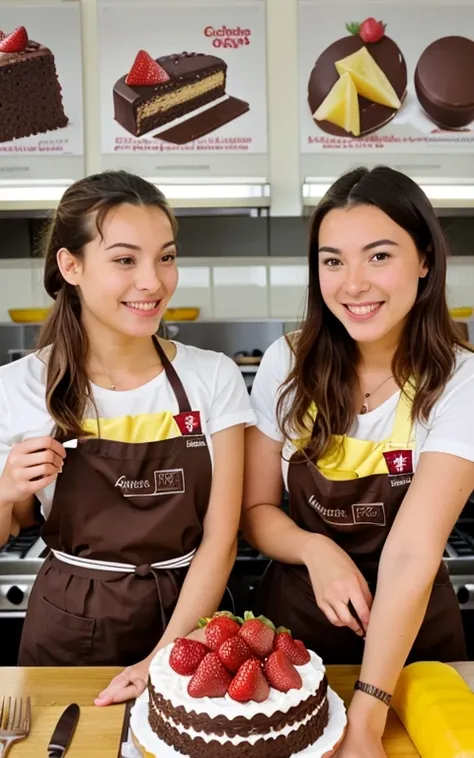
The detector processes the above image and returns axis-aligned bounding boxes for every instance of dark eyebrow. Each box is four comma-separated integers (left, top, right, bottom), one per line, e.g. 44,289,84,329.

318,239,399,254
105,240,176,252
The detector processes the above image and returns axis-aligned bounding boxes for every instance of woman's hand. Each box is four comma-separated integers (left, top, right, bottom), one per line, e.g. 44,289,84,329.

94,658,151,706
334,726,387,758
0,436,65,505
303,535,373,635
94,627,209,707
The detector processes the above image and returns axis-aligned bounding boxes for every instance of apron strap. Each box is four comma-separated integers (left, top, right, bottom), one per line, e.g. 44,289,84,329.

51,547,197,571
389,381,416,448
153,336,192,414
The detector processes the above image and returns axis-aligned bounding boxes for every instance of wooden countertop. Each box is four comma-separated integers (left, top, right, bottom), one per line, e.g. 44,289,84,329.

0,665,421,757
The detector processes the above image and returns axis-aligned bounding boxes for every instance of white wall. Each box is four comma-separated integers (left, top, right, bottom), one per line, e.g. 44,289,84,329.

1,256,473,323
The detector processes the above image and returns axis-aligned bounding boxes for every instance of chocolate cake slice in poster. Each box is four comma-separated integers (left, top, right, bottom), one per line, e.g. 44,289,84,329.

0,24,68,143
414,36,474,130
113,49,249,143
308,17,407,138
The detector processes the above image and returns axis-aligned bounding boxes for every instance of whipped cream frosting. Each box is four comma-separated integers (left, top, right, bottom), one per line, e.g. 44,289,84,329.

149,644,326,720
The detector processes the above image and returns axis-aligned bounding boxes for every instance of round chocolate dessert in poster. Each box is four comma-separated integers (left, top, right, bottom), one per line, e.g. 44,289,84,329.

414,36,474,130
308,18,407,138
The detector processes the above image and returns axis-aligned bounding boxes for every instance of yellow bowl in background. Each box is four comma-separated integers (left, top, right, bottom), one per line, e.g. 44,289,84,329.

8,308,51,324
163,307,200,322
449,307,473,319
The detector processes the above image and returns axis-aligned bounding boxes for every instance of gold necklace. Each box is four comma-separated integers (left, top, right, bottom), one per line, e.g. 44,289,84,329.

90,340,165,391
89,364,117,391
360,375,393,414
99,368,116,390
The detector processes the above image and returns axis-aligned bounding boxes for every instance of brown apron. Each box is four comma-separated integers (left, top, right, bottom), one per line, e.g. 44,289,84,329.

19,339,216,666
256,388,467,664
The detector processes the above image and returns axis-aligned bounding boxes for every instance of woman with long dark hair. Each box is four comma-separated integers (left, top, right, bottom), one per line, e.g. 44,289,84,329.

0,170,254,704
243,166,474,757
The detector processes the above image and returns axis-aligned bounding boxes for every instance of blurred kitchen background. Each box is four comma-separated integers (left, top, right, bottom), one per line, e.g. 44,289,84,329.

1,210,474,373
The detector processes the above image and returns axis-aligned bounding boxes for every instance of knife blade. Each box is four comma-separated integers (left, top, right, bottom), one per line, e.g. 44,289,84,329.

47,703,80,758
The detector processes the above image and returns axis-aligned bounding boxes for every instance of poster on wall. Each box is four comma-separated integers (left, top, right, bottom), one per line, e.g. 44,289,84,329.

98,0,268,178
0,2,84,181
299,0,474,179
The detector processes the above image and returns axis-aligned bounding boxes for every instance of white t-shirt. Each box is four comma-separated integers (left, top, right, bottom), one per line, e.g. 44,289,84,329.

0,341,256,517
251,335,474,486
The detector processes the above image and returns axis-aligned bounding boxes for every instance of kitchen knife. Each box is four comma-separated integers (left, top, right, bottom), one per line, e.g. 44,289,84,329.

47,703,80,758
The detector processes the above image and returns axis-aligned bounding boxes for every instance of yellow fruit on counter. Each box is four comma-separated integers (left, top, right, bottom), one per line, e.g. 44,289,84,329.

335,46,401,109
392,661,474,758
313,72,360,136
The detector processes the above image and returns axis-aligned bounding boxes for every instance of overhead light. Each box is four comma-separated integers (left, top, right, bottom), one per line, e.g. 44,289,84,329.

0,178,270,210
0,181,71,204
146,180,270,202
303,179,474,208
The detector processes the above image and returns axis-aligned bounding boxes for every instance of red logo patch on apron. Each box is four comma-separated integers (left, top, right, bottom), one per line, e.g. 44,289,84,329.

174,411,202,436
383,449,414,476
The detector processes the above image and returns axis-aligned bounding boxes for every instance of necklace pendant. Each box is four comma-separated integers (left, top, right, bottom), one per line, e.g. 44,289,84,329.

360,402,369,414
110,384,116,391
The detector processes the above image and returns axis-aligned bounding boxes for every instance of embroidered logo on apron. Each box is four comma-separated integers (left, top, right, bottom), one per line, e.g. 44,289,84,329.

383,450,414,487
308,495,353,525
352,503,386,526
174,411,202,436
308,495,386,526
383,449,413,475
114,468,185,497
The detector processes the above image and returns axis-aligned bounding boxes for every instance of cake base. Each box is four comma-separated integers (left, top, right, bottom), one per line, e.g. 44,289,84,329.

155,95,249,144
129,687,347,758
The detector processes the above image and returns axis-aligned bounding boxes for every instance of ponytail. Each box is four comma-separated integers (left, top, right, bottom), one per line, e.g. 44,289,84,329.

38,283,91,440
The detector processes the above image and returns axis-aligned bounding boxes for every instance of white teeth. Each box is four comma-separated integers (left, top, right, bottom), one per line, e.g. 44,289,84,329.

124,301,158,311
346,303,380,315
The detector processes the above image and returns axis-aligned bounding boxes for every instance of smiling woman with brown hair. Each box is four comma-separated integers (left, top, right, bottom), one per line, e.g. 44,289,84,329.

0,170,255,706
242,165,474,758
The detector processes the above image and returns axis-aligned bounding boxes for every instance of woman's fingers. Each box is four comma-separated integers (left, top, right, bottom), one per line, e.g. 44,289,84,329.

331,600,365,636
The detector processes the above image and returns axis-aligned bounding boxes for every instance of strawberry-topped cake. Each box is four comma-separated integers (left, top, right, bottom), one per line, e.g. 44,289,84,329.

130,611,347,758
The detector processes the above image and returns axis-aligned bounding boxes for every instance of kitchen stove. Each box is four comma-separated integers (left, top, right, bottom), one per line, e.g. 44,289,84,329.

0,525,45,616
2,522,474,613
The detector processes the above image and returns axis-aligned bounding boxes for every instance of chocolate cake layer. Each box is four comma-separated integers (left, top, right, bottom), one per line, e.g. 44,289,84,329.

148,674,328,737
414,36,474,129
149,695,329,758
113,52,227,137
0,39,68,142
308,35,407,137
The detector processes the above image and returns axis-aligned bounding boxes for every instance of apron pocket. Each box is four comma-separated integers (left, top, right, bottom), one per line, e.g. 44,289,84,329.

38,596,95,664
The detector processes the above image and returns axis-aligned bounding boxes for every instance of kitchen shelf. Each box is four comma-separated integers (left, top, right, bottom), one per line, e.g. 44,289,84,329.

303,180,474,211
